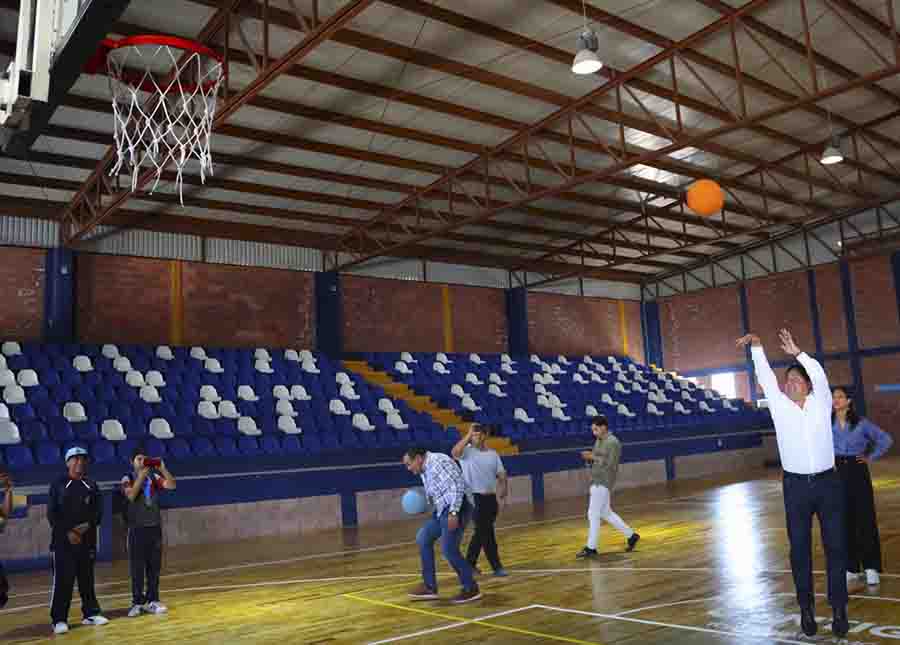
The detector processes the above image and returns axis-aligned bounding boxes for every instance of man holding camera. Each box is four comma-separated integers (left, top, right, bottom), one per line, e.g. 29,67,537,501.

0,469,13,608
121,447,176,617
48,446,107,635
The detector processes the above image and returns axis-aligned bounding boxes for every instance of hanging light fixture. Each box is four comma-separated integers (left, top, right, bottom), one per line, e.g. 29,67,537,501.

820,69,843,165
572,1,603,75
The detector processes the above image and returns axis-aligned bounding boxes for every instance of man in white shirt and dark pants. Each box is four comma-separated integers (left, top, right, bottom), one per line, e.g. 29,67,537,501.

738,329,848,638
452,424,508,577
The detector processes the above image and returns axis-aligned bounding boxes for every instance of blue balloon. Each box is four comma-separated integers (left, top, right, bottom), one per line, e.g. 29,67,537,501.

401,489,427,515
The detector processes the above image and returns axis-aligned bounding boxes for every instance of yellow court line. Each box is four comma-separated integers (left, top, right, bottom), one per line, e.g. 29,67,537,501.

344,592,605,645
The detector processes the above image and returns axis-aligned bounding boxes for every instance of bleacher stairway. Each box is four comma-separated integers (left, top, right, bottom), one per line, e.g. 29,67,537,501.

344,361,518,455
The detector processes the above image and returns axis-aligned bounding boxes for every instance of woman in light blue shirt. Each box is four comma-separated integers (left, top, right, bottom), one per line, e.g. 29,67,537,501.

832,386,893,586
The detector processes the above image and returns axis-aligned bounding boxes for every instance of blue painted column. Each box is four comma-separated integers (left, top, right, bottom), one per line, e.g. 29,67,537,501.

531,472,544,504
315,271,342,359
807,270,824,358
839,260,866,415
43,248,75,343
505,287,529,356
341,491,358,528
892,251,900,325
738,283,758,402
642,300,663,368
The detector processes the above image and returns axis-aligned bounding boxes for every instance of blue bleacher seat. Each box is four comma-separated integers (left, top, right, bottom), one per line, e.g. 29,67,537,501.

91,440,117,464
168,438,192,460
35,441,61,465
237,436,261,456
190,437,216,457
4,444,34,468
214,436,238,457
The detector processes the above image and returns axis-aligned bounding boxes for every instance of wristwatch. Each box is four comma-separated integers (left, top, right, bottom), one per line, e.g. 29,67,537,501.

449,511,458,517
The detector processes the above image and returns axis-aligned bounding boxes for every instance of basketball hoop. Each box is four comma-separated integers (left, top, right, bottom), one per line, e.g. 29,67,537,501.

87,35,225,203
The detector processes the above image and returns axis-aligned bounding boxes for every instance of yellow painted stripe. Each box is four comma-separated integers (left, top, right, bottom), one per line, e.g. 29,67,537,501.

344,593,604,645
618,300,628,357
169,260,184,345
441,284,454,353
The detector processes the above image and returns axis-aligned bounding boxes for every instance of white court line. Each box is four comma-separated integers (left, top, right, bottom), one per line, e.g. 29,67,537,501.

514,566,900,579
614,591,900,617
365,606,537,645
534,603,814,645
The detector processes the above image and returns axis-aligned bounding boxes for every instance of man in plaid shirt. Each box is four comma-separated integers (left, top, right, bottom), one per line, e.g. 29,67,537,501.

403,447,481,603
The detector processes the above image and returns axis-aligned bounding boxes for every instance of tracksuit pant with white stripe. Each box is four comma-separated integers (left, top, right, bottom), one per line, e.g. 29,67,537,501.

587,484,634,550
50,544,102,624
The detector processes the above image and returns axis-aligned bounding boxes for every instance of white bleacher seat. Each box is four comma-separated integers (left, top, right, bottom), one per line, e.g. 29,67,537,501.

595,363,610,374
488,384,507,398
501,364,517,375
578,364,591,374
73,355,94,372
190,347,207,360
573,373,587,384
0,370,14,387
401,352,417,364
550,364,565,375
352,413,376,431
200,385,221,402
558,355,571,365
2,342,22,357
601,393,615,405
436,352,452,364
276,399,298,417
146,371,166,387
387,411,408,430
102,344,119,359
378,398,397,414
461,395,481,412
329,399,350,416
140,385,161,403
541,361,552,373
395,361,413,375
647,402,665,416
63,402,87,423
450,384,467,398
3,385,25,404
238,385,260,401
488,373,506,386
197,401,219,420
617,403,636,418
273,385,291,400
0,419,20,445
551,407,571,421
113,356,132,373
255,359,274,374
125,371,145,388
218,401,240,419
584,355,596,365
501,353,514,364
149,418,174,439
682,391,696,402
648,390,660,403
0,403,7,419
628,364,638,373
284,349,300,362
340,383,360,400
298,350,314,362
0,355,5,369
700,401,716,413
704,390,717,400
238,416,262,436
17,369,38,387
530,354,540,364
514,408,534,424
537,394,551,408
585,404,599,417
533,373,545,385
548,394,567,408
469,353,485,365
674,402,691,415
156,345,174,361
614,382,628,394
631,382,646,393
607,356,618,364
666,382,678,393
301,359,320,374
291,385,311,401
336,372,351,386
101,420,127,441
724,399,740,411
254,348,271,362
433,362,449,375
204,358,224,374
546,374,560,385
278,415,302,434
465,373,483,386
534,383,547,394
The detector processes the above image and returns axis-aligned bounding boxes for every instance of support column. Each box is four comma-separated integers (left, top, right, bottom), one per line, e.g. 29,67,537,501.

315,271,342,359
642,300,663,368
42,248,75,343
505,286,528,356
839,260,866,415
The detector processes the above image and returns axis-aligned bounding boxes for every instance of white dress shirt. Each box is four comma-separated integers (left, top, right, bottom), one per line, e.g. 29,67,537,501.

751,346,834,474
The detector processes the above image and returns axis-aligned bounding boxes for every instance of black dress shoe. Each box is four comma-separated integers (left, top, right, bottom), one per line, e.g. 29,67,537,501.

800,606,817,637
832,606,849,638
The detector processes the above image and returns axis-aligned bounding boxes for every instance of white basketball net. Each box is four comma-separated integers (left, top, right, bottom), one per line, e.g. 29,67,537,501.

105,42,224,203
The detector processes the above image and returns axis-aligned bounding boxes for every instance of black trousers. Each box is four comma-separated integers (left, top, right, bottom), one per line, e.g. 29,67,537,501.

782,469,848,609
50,545,101,624
465,493,502,571
0,560,8,608
128,525,163,605
836,456,883,573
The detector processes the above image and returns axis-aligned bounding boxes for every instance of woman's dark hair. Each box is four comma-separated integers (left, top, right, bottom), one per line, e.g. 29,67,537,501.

831,386,861,428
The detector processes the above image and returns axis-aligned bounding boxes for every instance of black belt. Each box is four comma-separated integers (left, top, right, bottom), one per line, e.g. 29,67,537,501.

836,455,863,464
783,467,836,481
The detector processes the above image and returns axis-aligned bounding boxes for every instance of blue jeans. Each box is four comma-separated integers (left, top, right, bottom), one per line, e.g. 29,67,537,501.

416,503,476,592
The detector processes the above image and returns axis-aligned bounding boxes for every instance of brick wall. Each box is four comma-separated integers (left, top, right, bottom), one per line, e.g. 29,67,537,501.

77,253,171,345
746,270,814,363
850,255,900,349
527,292,623,357
659,285,743,372
449,284,507,354
0,246,45,341
342,276,445,353
182,262,315,349
814,264,848,353
862,355,899,451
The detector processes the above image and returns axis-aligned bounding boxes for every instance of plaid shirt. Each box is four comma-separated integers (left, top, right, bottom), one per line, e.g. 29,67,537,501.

421,452,466,516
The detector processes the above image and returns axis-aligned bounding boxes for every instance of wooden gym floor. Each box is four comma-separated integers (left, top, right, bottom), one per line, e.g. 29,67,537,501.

3,460,900,644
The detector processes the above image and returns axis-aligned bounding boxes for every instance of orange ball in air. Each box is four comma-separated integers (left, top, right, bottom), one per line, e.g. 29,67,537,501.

686,179,724,217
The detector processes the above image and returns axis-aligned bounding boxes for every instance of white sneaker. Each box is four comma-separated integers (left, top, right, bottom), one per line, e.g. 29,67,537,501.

846,571,859,585
53,622,69,635
82,615,109,626
866,569,880,585
144,601,168,614
128,604,143,617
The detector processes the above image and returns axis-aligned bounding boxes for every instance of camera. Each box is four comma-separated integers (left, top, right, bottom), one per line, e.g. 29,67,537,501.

143,457,161,468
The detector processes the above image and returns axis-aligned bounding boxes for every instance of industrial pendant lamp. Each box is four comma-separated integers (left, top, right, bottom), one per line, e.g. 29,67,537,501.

820,70,843,165
572,1,603,75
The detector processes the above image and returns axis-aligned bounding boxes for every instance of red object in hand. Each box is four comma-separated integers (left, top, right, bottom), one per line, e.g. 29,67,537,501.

144,457,161,468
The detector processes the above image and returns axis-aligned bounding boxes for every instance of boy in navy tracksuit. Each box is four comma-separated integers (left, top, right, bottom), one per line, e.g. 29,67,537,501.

48,447,108,635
